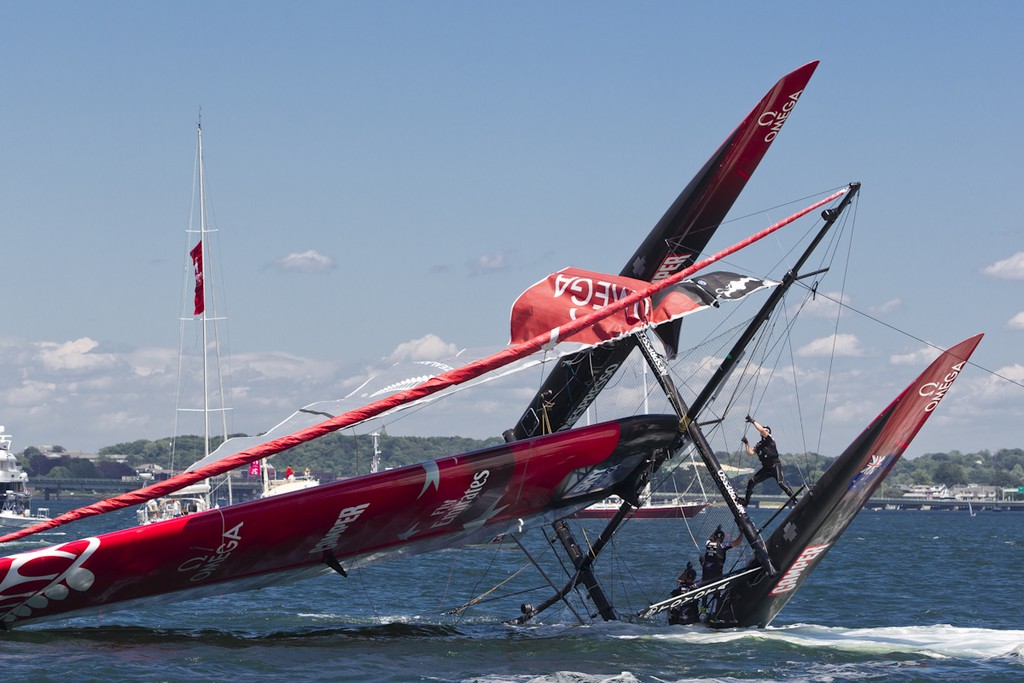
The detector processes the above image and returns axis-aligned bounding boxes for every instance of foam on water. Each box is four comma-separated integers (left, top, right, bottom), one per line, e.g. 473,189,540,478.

635,622,1024,660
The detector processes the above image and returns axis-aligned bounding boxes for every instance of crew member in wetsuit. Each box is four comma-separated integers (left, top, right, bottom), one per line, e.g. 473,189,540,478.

741,415,796,506
668,562,700,625
699,525,741,584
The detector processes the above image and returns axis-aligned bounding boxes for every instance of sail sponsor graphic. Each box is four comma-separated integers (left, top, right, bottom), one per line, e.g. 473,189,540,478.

179,523,245,582
919,360,967,412
859,454,886,477
757,89,807,143
848,453,892,493
0,537,100,624
430,470,491,528
638,567,761,618
511,267,775,347
769,543,830,595
650,253,693,282
310,504,370,554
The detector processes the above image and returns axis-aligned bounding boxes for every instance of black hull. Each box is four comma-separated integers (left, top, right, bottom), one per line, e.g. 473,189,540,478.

711,335,982,628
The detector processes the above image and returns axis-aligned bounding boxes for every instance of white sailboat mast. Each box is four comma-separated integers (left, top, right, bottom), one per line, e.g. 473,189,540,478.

181,118,232,504
197,122,211,461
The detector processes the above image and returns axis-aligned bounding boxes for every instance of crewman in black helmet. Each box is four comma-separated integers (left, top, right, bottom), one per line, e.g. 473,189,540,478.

699,525,741,584
668,561,700,625
741,414,796,506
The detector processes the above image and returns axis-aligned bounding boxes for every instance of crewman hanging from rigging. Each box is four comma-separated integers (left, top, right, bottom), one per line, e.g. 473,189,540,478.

740,415,796,506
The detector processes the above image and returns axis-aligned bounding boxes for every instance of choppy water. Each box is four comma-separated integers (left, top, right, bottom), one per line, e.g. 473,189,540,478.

2,501,1021,682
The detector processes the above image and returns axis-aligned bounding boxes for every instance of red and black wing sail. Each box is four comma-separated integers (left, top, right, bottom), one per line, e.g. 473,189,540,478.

508,61,819,440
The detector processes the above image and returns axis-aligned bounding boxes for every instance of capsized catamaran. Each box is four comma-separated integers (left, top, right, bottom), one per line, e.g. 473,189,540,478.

0,187,848,629
0,62,982,633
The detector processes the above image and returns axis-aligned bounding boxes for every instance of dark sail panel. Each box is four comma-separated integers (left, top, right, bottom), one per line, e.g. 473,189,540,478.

509,61,820,440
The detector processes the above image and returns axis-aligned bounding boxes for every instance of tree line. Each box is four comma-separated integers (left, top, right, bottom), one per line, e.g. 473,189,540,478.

19,436,1024,494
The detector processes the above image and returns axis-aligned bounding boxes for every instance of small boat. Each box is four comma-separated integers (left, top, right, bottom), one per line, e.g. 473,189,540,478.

136,483,211,525
0,427,50,528
573,495,706,519
261,466,320,498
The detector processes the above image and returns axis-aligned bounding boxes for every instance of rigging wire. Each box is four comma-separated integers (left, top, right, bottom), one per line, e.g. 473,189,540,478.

812,195,858,456
798,286,1024,393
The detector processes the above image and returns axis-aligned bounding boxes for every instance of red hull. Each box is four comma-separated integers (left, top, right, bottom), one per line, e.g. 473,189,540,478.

574,502,707,519
0,415,680,628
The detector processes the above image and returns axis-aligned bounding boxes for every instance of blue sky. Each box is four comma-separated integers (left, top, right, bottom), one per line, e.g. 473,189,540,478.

1,2,1022,457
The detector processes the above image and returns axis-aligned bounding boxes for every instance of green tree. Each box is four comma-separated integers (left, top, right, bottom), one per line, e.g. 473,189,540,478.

95,460,137,479
28,452,54,477
66,458,98,478
933,461,965,487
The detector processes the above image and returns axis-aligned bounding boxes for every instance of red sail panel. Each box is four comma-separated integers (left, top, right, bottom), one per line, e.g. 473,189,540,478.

0,415,680,628
510,268,775,346
510,268,684,345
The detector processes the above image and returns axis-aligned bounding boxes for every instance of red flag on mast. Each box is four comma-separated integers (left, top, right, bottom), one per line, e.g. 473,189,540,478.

190,241,204,315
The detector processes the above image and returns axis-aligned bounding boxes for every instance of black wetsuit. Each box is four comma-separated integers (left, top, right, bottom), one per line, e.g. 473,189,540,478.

667,581,700,625
743,434,795,504
700,539,730,583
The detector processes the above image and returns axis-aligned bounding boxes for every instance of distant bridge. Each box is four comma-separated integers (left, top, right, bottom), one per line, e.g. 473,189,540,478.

746,494,1024,512
31,482,1024,512
32,478,263,501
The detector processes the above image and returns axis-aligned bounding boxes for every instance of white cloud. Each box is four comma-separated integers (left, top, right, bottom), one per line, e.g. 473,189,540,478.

231,351,337,382
387,334,460,363
889,345,941,366
35,337,118,373
970,363,1024,404
1008,312,1024,330
128,347,178,378
468,251,507,275
796,333,865,358
274,250,336,273
871,298,902,315
799,291,849,319
5,380,57,406
981,252,1024,279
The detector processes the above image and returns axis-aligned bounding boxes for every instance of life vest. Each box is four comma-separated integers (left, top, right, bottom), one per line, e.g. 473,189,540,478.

755,435,779,465
668,582,701,625
702,540,726,570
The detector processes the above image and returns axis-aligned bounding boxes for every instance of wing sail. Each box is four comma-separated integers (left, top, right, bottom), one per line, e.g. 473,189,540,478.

508,61,819,440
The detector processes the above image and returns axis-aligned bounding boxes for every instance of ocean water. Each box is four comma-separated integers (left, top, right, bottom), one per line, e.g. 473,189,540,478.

1,502,1021,682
